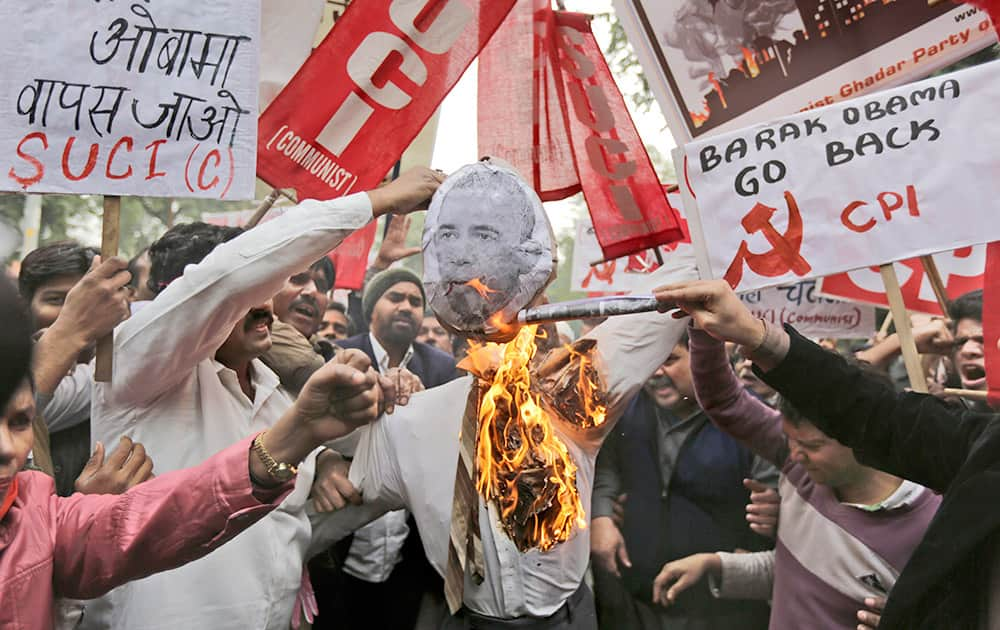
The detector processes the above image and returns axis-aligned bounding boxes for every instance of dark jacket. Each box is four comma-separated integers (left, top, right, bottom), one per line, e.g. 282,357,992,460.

603,391,773,622
759,325,995,630
335,333,460,388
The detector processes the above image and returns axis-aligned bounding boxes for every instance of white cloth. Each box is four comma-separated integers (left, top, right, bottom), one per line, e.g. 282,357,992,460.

87,193,374,630
340,333,416,583
311,298,691,618
342,509,411,583
39,362,93,433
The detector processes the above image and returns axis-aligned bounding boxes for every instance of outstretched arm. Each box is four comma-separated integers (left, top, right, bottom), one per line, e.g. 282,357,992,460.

55,348,385,598
654,279,985,493
111,168,444,406
689,327,788,468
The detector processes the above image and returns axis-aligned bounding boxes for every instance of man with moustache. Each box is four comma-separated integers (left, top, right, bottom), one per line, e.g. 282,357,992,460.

264,257,338,395
590,333,777,630
327,267,459,630
86,167,445,630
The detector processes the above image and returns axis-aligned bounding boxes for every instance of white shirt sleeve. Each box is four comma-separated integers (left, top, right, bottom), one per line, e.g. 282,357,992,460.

305,419,408,559
40,362,93,433
109,194,373,406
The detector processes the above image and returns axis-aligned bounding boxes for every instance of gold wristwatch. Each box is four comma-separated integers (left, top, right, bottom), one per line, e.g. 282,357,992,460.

251,432,297,482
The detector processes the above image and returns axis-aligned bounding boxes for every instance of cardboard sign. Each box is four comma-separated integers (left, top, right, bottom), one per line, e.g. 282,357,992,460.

614,0,995,141
741,280,875,339
571,190,697,292
257,0,515,289
679,59,1000,294
0,1,259,199
819,246,986,316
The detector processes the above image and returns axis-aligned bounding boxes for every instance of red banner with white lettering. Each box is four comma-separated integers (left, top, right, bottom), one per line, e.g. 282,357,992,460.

478,4,684,261
548,11,684,260
258,0,516,289
985,241,1000,408
478,0,580,200
818,246,986,316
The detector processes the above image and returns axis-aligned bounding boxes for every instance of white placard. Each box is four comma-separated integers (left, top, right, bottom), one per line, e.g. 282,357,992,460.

679,59,1000,294
741,280,875,339
0,1,260,199
613,0,995,143
570,190,699,293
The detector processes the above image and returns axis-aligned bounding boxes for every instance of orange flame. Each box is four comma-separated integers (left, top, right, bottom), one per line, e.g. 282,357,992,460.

472,325,598,551
561,343,607,428
742,47,760,78
465,278,498,299
708,72,728,109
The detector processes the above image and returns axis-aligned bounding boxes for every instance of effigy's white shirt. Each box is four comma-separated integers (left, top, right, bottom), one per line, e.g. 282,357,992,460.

87,193,374,630
311,272,694,618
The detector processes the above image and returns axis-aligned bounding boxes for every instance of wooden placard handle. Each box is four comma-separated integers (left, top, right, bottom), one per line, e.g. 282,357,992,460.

919,255,950,316
95,195,121,383
880,263,928,393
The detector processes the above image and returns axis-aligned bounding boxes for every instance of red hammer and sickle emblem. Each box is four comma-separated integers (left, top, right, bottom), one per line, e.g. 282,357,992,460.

723,191,812,288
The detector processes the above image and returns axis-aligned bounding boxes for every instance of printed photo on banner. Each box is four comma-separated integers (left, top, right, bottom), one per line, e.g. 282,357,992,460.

613,0,995,141
819,245,986,316
740,280,875,339
677,58,1000,294
0,1,260,199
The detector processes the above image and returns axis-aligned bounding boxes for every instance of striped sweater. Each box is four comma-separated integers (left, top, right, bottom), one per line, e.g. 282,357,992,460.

689,328,941,629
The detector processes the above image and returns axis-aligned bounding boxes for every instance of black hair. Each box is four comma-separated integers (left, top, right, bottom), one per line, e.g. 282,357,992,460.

127,247,149,289
949,289,983,325
311,257,336,293
0,277,32,409
779,357,896,428
328,301,347,314
148,223,243,295
18,241,97,301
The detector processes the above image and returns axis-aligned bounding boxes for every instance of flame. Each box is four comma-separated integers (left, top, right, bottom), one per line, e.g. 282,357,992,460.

471,325,602,551
689,105,710,128
561,343,607,428
708,72,728,109
466,278,498,299
742,47,761,78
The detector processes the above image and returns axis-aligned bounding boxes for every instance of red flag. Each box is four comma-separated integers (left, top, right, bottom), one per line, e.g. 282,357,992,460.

548,11,684,261
478,3,684,260
258,0,516,289
985,241,1000,408
477,0,580,200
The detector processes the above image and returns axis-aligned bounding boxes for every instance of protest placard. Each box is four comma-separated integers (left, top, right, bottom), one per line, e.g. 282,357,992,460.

570,189,697,292
0,1,260,199
677,59,1000,295
740,280,875,339
819,245,986,316
614,0,995,141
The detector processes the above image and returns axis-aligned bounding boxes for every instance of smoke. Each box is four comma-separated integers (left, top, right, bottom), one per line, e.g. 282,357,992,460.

663,0,800,93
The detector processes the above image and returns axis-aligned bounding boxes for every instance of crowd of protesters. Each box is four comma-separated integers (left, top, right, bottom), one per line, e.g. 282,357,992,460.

0,164,997,630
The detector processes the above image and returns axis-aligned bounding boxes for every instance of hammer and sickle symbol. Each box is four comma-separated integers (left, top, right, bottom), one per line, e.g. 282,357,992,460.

723,191,812,288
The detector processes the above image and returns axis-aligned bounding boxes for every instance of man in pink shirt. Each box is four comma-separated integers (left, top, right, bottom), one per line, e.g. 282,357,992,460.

0,277,390,629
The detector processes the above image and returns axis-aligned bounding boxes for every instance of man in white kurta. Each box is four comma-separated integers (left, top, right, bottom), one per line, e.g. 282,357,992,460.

310,263,696,622
87,170,442,629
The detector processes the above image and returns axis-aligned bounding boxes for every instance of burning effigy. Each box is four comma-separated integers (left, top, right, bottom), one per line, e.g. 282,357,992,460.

424,159,609,552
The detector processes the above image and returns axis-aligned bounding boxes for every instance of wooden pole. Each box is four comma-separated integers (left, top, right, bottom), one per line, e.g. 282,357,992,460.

919,255,951,316
877,311,893,339
95,195,121,382
880,264,928,393
245,188,282,229
943,388,989,401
